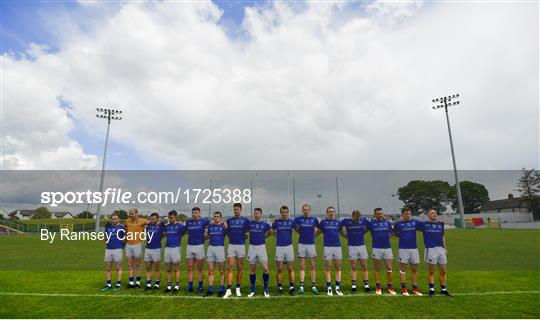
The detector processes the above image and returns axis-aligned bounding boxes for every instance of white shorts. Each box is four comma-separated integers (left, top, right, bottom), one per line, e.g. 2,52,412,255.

348,245,368,260
227,244,246,258
125,243,143,258
398,248,420,264
104,249,123,262
424,247,447,264
207,245,225,263
298,243,317,258
248,244,269,264
323,247,342,261
144,248,161,262
372,248,393,260
275,245,294,262
164,246,182,263
186,244,206,260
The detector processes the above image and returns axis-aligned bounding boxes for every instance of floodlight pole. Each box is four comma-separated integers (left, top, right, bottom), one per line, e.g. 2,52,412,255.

432,94,465,228
95,108,123,232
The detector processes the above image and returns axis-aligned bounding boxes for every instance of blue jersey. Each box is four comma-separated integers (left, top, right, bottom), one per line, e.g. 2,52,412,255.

340,218,368,246
249,220,271,245
146,223,164,249
272,218,295,246
165,223,186,248
318,218,341,247
207,223,226,246
226,216,250,245
367,219,392,249
294,216,319,245
105,224,125,249
186,217,210,245
393,219,420,249
418,221,445,248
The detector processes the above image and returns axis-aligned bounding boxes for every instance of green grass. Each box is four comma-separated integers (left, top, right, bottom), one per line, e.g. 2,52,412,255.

17,218,99,225
1,229,539,318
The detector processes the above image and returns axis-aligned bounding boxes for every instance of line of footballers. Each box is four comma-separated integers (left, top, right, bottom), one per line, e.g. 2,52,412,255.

101,203,450,298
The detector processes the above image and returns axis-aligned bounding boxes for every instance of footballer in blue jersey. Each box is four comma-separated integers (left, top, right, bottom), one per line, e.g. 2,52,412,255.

223,203,250,299
185,207,210,294
272,206,296,296
247,208,272,297
367,208,396,295
163,210,186,293
392,208,422,296
316,207,344,296
144,212,165,291
204,211,228,297
339,210,371,293
100,213,125,291
419,209,450,296
293,204,320,295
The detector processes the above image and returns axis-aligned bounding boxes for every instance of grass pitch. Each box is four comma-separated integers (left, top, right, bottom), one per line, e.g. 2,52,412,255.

1,228,539,318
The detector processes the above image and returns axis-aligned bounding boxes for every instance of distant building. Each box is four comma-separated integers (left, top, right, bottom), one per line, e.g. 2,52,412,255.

480,194,530,214
8,210,34,220
51,212,74,219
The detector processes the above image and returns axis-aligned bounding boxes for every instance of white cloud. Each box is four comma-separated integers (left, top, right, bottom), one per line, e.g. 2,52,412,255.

2,1,538,170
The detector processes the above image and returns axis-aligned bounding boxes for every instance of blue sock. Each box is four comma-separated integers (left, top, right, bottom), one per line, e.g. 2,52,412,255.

387,283,393,289
441,284,447,291
198,281,203,291
155,280,160,286
208,285,214,293
376,283,381,289
401,282,407,289
326,281,331,288
263,273,269,291
290,282,295,289
429,283,435,291
136,276,141,282
412,284,418,289
219,285,225,293
106,280,111,286
227,284,231,290
335,281,340,288
146,280,152,286
236,283,241,289
250,274,256,292
278,283,282,289
115,280,121,287
188,281,193,290
129,277,134,283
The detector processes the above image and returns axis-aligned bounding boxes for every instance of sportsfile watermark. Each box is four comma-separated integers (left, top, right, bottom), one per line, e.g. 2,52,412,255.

40,188,252,207
40,228,150,244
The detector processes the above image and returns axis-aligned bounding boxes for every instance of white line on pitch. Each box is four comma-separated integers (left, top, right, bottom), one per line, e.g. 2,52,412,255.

0,291,539,300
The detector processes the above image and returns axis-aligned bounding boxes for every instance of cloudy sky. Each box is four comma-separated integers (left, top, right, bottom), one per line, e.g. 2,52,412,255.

1,0,538,170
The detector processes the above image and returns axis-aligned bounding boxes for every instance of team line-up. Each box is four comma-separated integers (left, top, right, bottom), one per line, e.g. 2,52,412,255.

101,203,451,298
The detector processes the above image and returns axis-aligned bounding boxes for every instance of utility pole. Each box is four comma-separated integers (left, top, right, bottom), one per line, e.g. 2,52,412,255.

432,94,465,228
95,108,123,232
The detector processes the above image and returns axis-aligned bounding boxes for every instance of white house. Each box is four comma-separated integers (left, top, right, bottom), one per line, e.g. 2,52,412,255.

8,210,34,220
480,194,531,214
51,212,74,219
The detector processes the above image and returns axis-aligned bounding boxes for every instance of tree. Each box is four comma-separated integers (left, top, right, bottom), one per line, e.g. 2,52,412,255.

178,213,188,223
77,211,93,218
516,168,540,220
0,214,5,220
397,180,452,214
32,207,51,219
449,181,490,214
113,209,128,220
